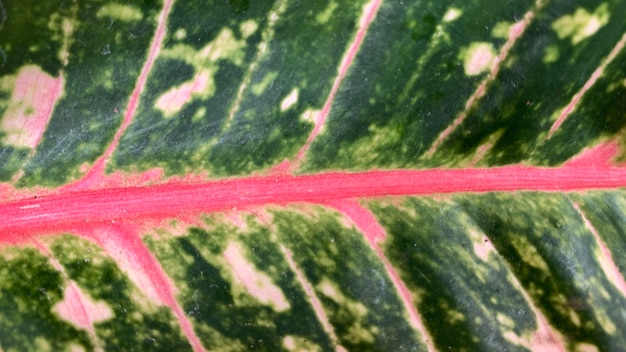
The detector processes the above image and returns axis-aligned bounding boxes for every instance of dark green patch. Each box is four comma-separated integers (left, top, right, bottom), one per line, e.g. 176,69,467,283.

144,217,336,351
369,198,534,352
303,0,535,171
434,0,626,166
50,235,193,351
456,192,626,351
15,1,162,186
273,208,426,351
0,247,91,351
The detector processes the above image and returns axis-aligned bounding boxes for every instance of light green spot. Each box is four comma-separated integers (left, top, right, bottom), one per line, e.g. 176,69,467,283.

280,88,299,111
543,45,560,63
460,42,496,76
443,7,462,22
552,3,610,45
240,20,258,39
252,71,279,95
199,28,246,65
192,107,206,122
316,1,338,24
510,235,549,272
491,21,511,39
97,3,143,22
173,28,187,40
282,335,322,352
34,337,52,352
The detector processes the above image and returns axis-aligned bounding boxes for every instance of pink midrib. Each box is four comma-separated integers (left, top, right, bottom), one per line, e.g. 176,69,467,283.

2,163,625,239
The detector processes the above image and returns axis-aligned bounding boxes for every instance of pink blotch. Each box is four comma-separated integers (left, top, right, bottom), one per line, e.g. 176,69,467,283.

54,280,114,331
155,71,210,115
2,66,64,149
564,140,619,168
472,233,495,262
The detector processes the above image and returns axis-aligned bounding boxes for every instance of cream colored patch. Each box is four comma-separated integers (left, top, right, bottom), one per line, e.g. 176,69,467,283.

174,28,187,40
67,342,87,352
461,42,496,76
155,69,214,117
280,88,299,111
97,3,143,21
443,7,462,22
53,280,114,331
576,343,600,352
224,242,290,312
300,109,320,124
1,65,65,148
282,335,322,352
240,20,258,39
552,4,609,45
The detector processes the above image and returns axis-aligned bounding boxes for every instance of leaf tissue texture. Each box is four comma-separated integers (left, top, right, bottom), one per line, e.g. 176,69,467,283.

0,0,626,350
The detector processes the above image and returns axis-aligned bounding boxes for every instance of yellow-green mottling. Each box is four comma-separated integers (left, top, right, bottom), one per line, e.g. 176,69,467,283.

552,3,610,45
96,3,143,22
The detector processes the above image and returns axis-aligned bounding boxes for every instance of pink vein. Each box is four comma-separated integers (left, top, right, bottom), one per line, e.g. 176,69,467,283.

426,7,538,156
506,259,567,351
547,32,626,139
280,245,347,352
68,0,175,190
2,164,626,238
571,201,626,297
291,0,382,169
34,242,105,351
91,224,206,352
327,200,436,352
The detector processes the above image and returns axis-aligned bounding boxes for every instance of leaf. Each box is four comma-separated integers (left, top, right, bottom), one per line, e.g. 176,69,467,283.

1,0,626,350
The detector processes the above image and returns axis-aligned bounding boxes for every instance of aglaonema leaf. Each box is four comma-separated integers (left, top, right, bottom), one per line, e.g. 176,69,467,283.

1,0,626,350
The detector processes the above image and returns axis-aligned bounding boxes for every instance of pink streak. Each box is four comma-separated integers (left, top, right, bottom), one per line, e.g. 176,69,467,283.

547,32,626,139
508,266,567,351
290,0,382,170
280,245,347,352
33,242,109,351
89,224,206,352
564,140,621,168
327,200,436,352
156,71,209,115
426,8,538,156
68,0,175,190
571,201,626,298
2,66,64,149
1,162,626,239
